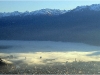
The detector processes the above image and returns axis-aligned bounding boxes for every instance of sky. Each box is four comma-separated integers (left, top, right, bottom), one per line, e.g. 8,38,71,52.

0,0,100,12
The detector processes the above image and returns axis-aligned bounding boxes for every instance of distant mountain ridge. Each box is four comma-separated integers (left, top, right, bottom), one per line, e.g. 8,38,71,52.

73,4,100,11
0,4,100,18
0,4,100,46
0,9,67,18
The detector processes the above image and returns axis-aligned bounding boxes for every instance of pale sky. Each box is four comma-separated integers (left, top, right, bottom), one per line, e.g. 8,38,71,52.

0,0,100,12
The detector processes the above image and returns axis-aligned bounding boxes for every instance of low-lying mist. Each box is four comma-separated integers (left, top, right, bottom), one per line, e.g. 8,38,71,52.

1,51,100,65
0,40,100,65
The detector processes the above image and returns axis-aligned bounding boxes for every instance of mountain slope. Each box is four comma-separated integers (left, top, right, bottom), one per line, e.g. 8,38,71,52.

0,4,100,46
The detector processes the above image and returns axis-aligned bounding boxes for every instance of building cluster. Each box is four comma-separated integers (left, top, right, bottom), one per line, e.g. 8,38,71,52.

0,60,100,74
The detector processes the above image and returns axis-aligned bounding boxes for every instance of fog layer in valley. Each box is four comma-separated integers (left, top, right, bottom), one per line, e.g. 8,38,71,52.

0,40,100,65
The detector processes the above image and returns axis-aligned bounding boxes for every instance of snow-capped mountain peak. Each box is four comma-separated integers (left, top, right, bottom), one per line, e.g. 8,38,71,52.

31,8,67,15
90,4,100,11
0,9,67,18
1,4,100,18
73,4,100,12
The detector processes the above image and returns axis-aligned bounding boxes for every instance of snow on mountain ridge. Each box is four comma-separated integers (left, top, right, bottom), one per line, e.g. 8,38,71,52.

1,4,100,18
90,4,100,11
74,4,100,11
0,11,22,17
0,9,67,18
32,9,67,15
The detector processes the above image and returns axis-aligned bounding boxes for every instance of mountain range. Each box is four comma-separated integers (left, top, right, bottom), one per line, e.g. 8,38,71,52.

1,4,100,18
0,4,100,46
0,9,67,18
